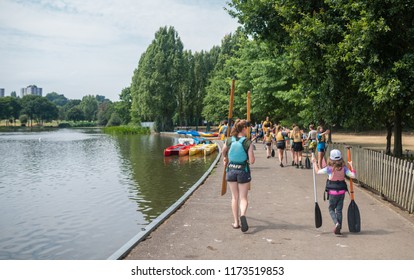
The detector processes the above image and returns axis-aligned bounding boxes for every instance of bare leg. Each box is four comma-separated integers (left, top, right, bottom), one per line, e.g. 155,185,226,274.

238,183,250,216
318,151,322,168
229,182,240,227
278,149,284,163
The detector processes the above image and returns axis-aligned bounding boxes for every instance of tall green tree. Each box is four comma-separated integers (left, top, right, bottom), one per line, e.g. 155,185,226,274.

80,95,99,121
97,101,114,126
130,26,185,132
336,0,414,156
114,87,132,125
20,95,58,125
46,92,68,107
203,30,246,124
0,96,21,125
66,106,84,122
228,0,414,156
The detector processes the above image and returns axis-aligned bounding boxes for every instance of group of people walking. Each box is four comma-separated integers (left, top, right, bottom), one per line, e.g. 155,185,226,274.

259,119,330,170
221,117,356,236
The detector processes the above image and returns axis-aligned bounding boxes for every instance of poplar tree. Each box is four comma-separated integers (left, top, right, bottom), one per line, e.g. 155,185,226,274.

130,26,185,132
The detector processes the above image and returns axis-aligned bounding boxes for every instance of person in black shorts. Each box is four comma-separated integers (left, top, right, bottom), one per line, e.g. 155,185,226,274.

222,119,255,232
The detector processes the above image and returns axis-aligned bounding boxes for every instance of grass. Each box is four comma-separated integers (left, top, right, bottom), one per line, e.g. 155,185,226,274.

103,125,150,135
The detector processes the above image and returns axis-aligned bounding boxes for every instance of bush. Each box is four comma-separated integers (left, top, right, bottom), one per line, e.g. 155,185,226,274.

103,125,150,135
19,114,28,126
107,112,122,127
69,121,97,127
58,122,72,128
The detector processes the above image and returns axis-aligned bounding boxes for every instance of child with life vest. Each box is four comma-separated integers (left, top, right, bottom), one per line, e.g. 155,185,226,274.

222,119,255,232
263,129,274,159
313,149,356,235
275,125,288,167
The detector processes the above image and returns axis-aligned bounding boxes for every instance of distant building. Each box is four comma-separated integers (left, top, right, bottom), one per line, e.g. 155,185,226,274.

20,85,42,97
0,88,4,97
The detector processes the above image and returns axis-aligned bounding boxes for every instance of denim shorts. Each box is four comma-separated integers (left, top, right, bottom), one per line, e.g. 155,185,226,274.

226,169,251,183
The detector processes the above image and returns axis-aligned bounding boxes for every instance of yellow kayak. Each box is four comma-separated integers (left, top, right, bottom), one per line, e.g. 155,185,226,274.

189,144,205,156
203,143,218,156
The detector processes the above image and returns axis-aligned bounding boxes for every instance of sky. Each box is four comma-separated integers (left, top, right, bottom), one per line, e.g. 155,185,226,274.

0,0,239,101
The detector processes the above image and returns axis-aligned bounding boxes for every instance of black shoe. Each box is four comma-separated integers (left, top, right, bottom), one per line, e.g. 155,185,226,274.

334,223,341,235
296,164,299,169
280,163,284,167
240,216,249,233
292,161,294,166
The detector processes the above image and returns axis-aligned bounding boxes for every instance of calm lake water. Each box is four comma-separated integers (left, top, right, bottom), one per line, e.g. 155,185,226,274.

0,128,217,260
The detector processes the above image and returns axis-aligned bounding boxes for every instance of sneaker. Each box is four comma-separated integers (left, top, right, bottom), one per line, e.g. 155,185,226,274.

280,163,284,167
334,223,341,235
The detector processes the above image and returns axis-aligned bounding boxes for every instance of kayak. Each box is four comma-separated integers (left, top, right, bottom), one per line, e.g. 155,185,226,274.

164,144,186,156
179,144,195,156
186,130,200,137
178,138,195,145
176,130,188,136
203,143,218,156
199,132,219,137
189,144,206,156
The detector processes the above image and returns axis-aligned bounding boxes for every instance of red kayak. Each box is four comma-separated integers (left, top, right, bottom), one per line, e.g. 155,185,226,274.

178,144,195,156
164,144,186,156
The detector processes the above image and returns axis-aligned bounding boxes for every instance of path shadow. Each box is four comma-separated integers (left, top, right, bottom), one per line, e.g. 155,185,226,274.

244,216,309,234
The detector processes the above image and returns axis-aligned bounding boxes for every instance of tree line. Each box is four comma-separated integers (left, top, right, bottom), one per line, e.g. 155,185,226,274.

1,1,412,156
0,90,132,127
129,1,414,157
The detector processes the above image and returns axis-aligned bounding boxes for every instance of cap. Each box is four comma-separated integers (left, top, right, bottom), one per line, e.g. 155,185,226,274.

330,149,342,160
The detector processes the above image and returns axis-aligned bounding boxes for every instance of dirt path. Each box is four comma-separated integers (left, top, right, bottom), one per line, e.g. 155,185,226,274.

332,131,414,154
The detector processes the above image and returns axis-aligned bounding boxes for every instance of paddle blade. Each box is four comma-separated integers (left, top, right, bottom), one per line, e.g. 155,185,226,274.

305,157,311,169
221,166,227,196
315,202,323,228
271,148,275,157
347,200,361,232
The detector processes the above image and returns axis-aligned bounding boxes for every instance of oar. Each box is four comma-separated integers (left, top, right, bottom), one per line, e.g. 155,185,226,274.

346,146,361,232
221,79,235,196
247,90,251,139
305,145,311,169
312,153,323,228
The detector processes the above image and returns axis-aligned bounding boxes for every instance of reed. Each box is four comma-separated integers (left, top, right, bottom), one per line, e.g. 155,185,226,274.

103,125,150,135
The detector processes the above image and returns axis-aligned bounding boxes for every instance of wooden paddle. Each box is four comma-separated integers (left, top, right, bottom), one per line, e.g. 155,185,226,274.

346,146,361,232
312,153,323,228
247,90,251,139
221,79,235,196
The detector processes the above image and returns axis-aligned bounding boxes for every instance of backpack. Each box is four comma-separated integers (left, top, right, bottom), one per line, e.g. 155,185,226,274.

226,136,250,171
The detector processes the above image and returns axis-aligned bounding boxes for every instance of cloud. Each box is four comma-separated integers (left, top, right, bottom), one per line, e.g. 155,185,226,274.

0,0,239,100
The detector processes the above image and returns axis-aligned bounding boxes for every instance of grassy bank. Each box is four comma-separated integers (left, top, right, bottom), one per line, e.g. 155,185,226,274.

103,125,150,135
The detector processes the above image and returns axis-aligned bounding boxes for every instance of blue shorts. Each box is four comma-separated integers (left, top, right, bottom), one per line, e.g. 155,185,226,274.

317,142,326,152
226,169,251,183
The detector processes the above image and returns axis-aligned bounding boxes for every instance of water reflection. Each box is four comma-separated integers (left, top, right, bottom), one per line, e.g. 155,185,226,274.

0,129,217,259
112,134,216,222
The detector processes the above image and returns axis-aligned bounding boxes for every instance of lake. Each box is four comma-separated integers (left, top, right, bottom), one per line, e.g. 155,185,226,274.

0,128,217,259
